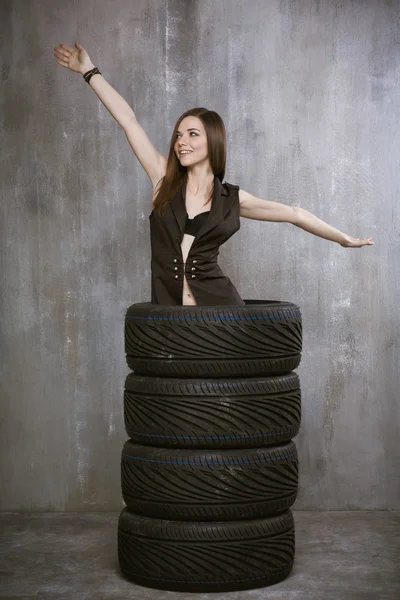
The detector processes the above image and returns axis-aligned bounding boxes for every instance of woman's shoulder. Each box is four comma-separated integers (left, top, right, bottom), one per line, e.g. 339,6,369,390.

222,181,240,201
223,181,239,190
221,181,240,199
222,181,244,207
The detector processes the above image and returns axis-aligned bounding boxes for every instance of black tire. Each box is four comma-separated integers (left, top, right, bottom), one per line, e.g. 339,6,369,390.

118,507,295,592
124,371,301,449
121,440,298,520
125,300,302,377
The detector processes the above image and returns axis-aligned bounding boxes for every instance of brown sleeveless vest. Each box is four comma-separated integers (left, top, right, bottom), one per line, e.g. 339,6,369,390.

149,175,245,306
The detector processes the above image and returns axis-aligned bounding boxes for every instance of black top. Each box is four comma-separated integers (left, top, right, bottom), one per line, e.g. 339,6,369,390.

184,211,211,236
149,175,245,306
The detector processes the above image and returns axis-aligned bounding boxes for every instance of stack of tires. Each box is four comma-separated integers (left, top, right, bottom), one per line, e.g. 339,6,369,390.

118,300,302,593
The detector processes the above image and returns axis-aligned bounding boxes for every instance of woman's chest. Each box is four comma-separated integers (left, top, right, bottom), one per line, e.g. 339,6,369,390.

180,233,195,263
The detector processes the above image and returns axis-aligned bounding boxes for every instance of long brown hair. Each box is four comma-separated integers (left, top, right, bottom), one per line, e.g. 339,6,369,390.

153,108,227,215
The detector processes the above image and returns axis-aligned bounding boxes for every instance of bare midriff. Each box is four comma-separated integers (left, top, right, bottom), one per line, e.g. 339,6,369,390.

181,233,197,305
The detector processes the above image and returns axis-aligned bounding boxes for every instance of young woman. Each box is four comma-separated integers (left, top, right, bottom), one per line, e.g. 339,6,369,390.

54,42,375,307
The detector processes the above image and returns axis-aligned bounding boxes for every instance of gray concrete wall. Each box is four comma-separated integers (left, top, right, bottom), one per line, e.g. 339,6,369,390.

0,0,398,511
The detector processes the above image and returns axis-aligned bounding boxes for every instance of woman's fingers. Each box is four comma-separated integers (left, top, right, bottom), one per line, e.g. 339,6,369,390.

54,43,83,73
54,46,73,61
353,237,374,247
341,235,375,247
59,43,75,54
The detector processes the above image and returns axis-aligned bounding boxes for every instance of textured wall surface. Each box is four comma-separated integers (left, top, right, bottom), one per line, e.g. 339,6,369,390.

1,0,398,511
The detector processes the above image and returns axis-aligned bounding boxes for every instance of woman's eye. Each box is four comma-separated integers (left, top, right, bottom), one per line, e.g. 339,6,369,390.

176,132,198,138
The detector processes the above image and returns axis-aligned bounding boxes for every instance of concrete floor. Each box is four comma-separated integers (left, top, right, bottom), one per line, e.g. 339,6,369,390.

0,511,399,600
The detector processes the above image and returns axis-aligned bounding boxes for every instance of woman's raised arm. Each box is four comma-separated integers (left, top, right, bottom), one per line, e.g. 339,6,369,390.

54,42,166,187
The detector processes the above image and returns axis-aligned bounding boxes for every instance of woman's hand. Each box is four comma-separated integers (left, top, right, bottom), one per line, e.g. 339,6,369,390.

53,42,94,75
340,234,375,248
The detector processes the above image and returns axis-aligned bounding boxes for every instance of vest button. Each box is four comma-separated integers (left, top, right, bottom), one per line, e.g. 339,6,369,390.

191,274,196,279
191,267,196,271
173,258,178,263
174,266,178,271
174,274,179,279
192,259,197,264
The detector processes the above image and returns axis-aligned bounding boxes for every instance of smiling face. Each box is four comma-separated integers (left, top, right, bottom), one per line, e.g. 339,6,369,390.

174,116,209,166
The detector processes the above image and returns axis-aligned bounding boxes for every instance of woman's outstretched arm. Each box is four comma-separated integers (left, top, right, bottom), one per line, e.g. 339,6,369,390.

238,189,375,248
292,207,375,247
53,42,166,186
54,42,135,126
